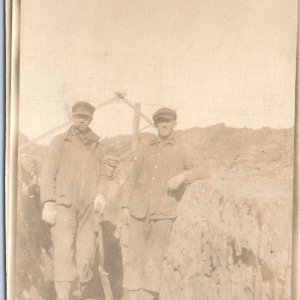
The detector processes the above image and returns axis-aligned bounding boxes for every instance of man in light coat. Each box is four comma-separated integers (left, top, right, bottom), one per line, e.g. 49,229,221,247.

40,101,110,300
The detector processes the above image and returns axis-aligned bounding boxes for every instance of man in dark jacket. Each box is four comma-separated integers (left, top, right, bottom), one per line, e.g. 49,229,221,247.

122,107,208,300
40,101,109,300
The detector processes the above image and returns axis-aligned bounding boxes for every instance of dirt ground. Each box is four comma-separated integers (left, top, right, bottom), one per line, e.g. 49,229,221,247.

16,125,294,299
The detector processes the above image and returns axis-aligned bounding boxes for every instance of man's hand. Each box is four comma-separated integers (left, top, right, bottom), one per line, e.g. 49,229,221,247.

94,193,107,214
167,173,186,191
42,201,56,225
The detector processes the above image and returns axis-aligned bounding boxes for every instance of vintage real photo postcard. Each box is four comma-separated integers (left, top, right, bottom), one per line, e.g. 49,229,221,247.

6,0,299,299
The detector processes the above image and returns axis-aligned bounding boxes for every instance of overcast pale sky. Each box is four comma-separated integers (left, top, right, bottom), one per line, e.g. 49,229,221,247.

19,0,298,144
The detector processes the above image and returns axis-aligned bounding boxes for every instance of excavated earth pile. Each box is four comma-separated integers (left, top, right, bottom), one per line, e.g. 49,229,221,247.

160,128,294,300
16,126,294,299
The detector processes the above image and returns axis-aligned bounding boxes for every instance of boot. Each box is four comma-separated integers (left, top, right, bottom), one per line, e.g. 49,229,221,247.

54,281,71,300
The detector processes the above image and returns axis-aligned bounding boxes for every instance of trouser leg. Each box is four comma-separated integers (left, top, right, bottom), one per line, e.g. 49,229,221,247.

76,203,97,284
123,215,147,291
54,281,72,300
51,205,76,281
51,205,77,299
142,218,174,293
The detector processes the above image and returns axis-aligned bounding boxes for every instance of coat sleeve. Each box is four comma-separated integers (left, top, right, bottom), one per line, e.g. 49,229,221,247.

94,143,109,196
121,144,144,208
181,143,210,183
40,136,63,204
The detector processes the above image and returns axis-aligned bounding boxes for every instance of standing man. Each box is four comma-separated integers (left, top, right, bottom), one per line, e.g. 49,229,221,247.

40,101,109,300
122,107,208,300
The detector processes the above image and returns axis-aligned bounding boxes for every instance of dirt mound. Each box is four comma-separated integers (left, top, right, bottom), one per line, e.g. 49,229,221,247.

16,134,54,299
16,126,294,299
160,128,293,300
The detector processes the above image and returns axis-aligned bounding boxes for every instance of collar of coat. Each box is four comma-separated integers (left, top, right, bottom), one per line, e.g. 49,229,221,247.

63,126,100,143
150,134,176,146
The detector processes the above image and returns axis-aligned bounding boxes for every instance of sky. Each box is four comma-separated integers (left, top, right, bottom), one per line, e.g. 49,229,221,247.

19,0,298,144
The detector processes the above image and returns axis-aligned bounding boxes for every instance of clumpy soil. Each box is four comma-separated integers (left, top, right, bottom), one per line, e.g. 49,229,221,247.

16,125,294,299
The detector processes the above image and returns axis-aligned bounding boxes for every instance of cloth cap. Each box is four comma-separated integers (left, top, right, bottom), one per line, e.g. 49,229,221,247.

72,101,95,116
153,107,177,121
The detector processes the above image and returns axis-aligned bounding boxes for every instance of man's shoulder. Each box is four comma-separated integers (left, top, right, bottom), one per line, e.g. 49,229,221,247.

52,132,67,142
174,139,195,153
49,130,70,146
137,139,153,149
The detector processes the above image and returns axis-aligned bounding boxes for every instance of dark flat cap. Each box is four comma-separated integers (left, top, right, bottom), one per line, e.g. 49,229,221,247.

153,107,177,121
72,101,95,116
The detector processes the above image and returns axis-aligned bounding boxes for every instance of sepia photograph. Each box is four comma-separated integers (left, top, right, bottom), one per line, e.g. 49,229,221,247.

6,0,299,299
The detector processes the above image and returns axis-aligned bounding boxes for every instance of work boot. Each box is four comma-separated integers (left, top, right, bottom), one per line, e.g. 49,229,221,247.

54,281,71,300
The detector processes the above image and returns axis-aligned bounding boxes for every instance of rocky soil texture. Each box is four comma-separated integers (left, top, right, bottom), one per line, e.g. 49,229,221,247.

16,124,294,299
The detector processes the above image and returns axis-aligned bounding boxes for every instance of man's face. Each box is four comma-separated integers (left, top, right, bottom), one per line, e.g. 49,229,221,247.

72,114,92,132
155,118,176,138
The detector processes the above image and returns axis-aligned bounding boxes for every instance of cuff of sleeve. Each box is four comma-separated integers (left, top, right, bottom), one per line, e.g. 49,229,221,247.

183,168,209,183
42,192,56,203
97,180,108,195
182,170,194,183
43,200,55,208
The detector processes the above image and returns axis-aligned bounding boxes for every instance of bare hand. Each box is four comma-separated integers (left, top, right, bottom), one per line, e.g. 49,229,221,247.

167,173,186,191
